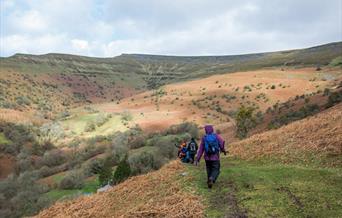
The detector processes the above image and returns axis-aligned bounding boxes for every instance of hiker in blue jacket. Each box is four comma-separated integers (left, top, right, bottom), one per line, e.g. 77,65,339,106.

195,125,227,188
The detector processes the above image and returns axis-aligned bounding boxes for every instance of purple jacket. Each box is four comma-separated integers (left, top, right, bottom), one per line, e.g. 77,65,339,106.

196,125,225,162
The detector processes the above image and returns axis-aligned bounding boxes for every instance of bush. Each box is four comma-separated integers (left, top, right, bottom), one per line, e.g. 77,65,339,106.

329,56,342,67
110,132,129,164
128,151,162,175
326,90,342,108
329,55,342,67
90,158,113,186
112,156,131,185
149,134,190,159
38,122,65,143
0,122,36,155
15,96,31,106
42,149,66,167
84,121,96,132
121,111,133,122
94,113,111,127
235,106,256,139
128,135,146,149
0,171,50,217
38,166,55,178
164,122,199,138
59,170,85,190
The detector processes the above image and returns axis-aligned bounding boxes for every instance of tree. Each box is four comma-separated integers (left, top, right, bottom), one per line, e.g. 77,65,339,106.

91,158,113,186
112,156,131,185
235,106,256,139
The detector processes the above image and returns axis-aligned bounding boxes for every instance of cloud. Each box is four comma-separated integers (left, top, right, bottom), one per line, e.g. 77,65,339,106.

1,0,341,57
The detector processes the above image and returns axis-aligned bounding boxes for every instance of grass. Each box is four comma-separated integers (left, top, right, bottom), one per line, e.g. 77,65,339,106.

0,132,11,144
129,146,159,155
45,189,82,201
187,156,342,218
61,113,128,137
45,177,100,201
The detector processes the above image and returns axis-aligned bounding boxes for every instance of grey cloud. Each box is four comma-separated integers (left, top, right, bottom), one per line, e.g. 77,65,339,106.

0,0,341,57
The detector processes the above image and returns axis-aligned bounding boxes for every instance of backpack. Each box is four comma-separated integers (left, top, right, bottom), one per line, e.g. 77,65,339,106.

204,133,220,155
189,142,197,152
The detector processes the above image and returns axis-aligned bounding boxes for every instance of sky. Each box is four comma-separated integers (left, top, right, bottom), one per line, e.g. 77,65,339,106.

0,0,341,57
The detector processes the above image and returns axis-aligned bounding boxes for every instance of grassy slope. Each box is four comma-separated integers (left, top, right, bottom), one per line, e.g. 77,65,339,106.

35,161,204,218
188,157,342,217
187,103,342,217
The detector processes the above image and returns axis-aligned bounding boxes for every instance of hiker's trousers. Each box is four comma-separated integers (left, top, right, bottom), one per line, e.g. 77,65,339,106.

205,160,220,182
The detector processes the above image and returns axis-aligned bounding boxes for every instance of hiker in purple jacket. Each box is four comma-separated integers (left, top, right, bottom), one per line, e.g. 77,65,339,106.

195,125,227,188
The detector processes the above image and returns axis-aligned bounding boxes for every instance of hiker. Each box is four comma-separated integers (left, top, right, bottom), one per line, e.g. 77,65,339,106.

195,125,227,189
175,141,189,163
186,138,198,163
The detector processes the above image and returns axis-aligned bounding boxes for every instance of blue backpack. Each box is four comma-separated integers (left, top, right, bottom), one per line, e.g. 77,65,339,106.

204,133,220,155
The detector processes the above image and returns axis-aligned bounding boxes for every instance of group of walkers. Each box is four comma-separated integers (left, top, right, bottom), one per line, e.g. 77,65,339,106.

175,138,198,163
175,125,227,189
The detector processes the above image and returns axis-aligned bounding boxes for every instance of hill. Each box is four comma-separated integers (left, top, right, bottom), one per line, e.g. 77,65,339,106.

0,42,341,117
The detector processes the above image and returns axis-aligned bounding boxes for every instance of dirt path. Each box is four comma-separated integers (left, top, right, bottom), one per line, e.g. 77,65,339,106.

212,161,248,218
189,160,248,217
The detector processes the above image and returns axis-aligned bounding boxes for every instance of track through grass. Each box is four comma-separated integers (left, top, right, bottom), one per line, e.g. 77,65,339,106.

187,157,342,217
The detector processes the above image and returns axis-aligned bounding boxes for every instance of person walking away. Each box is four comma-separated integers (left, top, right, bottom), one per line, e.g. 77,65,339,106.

195,125,226,188
187,138,198,163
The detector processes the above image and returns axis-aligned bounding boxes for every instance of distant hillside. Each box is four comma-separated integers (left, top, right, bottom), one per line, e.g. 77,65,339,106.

0,42,341,115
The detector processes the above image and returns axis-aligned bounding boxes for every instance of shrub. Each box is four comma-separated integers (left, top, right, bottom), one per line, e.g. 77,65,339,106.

235,106,256,139
94,113,111,127
151,134,190,159
128,151,163,175
0,171,50,217
111,131,129,163
84,121,96,132
91,158,113,186
112,156,131,185
121,111,133,122
38,166,55,178
164,122,199,138
326,90,342,108
128,135,146,149
59,170,85,190
15,96,31,106
323,88,330,96
329,56,342,67
42,149,66,167
38,122,65,143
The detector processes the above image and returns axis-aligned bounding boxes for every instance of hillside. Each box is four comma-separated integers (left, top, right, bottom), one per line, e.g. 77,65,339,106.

35,160,203,218
34,104,342,217
0,42,341,116
230,103,342,166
